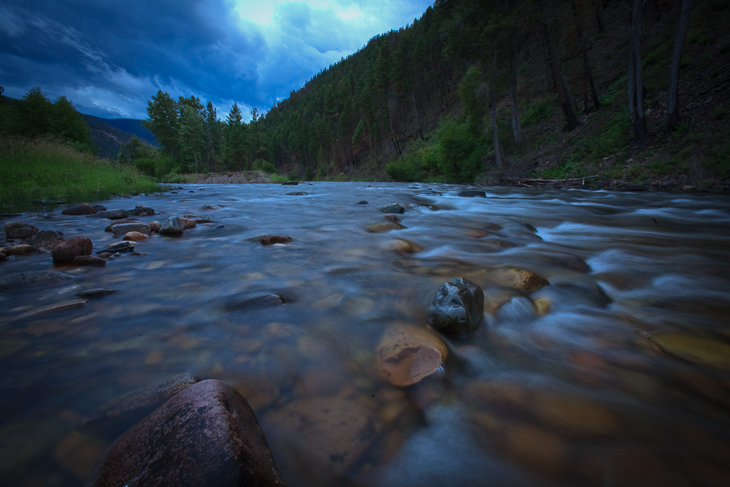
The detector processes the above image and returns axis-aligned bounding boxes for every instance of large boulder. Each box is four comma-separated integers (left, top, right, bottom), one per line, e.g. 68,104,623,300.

378,203,405,214
51,236,93,263
91,379,285,487
4,221,38,237
159,216,185,236
427,277,484,336
29,230,65,250
7,226,39,239
0,271,73,292
62,203,97,215
260,235,292,245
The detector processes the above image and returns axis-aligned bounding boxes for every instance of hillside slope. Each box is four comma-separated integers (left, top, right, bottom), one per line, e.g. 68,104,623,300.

82,114,157,159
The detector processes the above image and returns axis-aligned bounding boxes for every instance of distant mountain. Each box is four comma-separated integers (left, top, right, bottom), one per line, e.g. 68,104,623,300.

82,114,157,159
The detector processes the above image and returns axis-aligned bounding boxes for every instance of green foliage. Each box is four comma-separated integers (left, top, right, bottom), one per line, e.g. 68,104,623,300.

599,75,628,107
713,106,727,119
261,160,277,174
142,91,179,155
706,127,730,178
268,174,289,183
521,94,557,127
118,135,157,164
572,111,632,162
0,136,159,213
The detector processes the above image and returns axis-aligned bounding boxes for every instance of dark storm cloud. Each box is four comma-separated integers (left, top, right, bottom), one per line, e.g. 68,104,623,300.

0,0,433,119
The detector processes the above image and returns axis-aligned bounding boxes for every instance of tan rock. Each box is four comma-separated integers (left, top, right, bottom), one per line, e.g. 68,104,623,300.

532,391,618,437
1,244,36,256
466,381,531,414
17,300,87,318
375,322,447,387
383,214,401,222
367,222,406,233
123,231,148,241
260,235,292,245
533,297,552,316
650,333,730,371
487,267,549,293
483,287,524,315
179,217,197,229
149,221,161,232
384,238,423,253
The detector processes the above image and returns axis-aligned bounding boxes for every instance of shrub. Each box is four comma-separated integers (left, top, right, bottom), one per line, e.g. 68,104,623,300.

261,160,277,174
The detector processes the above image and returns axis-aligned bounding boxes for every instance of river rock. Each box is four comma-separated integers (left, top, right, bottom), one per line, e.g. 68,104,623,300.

649,333,730,371
98,241,136,254
88,209,127,220
127,206,155,216
71,255,107,266
51,236,93,263
123,231,148,242
1,244,37,256
367,222,406,233
76,288,116,298
180,217,197,229
91,379,285,487
427,277,484,336
94,373,198,420
384,213,401,222
532,391,618,437
260,235,292,245
384,238,423,254
0,252,6,262
53,430,108,480
112,223,151,237
18,299,87,317
487,267,549,293
91,205,107,212
4,221,34,235
457,190,487,198
149,221,161,232
29,230,65,250
483,287,525,315
266,397,379,476
357,200,368,205
375,322,448,387
62,203,97,215
225,292,286,311
103,219,137,232
378,203,405,214
501,423,568,477
0,270,73,291
160,216,185,236
7,226,38,239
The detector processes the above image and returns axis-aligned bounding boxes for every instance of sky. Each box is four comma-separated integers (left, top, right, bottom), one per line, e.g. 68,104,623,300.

0,0,433,121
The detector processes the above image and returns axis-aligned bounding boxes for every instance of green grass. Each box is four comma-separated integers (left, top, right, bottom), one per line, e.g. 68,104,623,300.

0,136,161,213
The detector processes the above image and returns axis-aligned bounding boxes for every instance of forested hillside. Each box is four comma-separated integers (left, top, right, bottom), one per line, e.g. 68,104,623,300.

82,115,157,159
140,0,730,190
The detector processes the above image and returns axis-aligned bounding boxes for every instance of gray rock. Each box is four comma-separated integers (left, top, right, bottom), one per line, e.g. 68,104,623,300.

62,203,97,215
457,190,487,198
7,227,38,239
51,236,93,263
97,241,136,254
0,271,73,292
29,230,65,250
88,209,128,220
104,219,138,232
71,255,107,266
91,205,107,212
127,206,155,216
4,221,38,237
91,379,285,487
427,277,484,336
111,223,151,237
159,216,185,236
378,203,405,214
76,288,116,298
225,292,287,311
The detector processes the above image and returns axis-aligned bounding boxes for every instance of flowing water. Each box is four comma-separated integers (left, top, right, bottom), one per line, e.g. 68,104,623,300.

1,182,730,487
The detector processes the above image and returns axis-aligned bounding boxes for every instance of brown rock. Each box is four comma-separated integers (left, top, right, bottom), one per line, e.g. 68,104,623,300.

53,430,107,480
51,236,92,262
1,244,37,256
104,219,138,232
367,222,406,233
179,217,197,229
483,287,524,315
4,221,38,236
649,333,730,371
384,214,401,222
94,373,198,419
487,267,549,293
149,221,161,232
62,203,97,215
7,227,38,239
501,423,568,477
123,231,148,241
375,322,448,387
29,230,65,250
91,379,285,487
71,255,107,266
532,391,618,437
260,235,292,245
384,238,423,253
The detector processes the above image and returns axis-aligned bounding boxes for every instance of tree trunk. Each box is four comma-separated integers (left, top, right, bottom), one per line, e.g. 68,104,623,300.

629,0,648,147
667,0,693,132
411,90,424,139
571,0,601,111
509,38,525,144
491,47,503,169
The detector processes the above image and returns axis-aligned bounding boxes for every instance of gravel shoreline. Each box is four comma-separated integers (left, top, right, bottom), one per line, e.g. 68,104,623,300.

194,171,272,184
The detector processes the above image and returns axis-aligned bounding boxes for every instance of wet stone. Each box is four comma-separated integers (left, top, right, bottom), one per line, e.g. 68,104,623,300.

180,217,197,229
260,235,292,245
112,223,151,237
123,231,148,242
94,373,197,419
378,203,405,214
0,270,74,292
384,213,401,222
367,222,406,233
1,244,37,256
427,277,484,336
7,227,38,239
487,267,549,293
357,200,369,204
91,204,107,212
457,190,487,198
51,236,93,263
225,292,286,311
88,209,127,220
649,333,730,371
159,216,185,236
375,322,448,387
4,221,39,237
148,221,161,232
104,219,138,232
384,238,423,254
501,423,568,477
62,203,97,215
71,255,107,266
29,230,65,250
127,206,155,216
76,288,116,298
98,241,136,254
532,391,619,437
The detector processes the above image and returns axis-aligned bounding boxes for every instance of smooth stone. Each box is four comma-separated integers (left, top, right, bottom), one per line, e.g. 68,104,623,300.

159,216,185,236
148,221,161,232
18,299,87,317
367,222,406,233
51,236,93,262
457,190,487,198
266,397,378,476
98,252,112,258
91,205,107,212
260,235,292,245
127,206,155,216
384,238,423,253
123,231,148,242
384,213,401,222
483,287,524,315
94,373,198,419
180,217,197,229
98,241,136,254
378,203,405,214
357,200,368,204
29,230,65,250
0,271,73,292
104,219,138,232
533,297,552,316
62,203,97,215
4,221,38,236
532,391,618,437
286,192,306,196
375,322,448,387
76,288,116,298
113,223,151,237
487,267,549,293
1,244,37,256
88,209,127,220
8,227,38,239
225,292,286,311
427,277,484,336
71,255,107,266
650,333,730,371
91,380,285,487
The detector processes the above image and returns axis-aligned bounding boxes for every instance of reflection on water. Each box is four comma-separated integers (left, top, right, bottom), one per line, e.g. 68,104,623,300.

1,183,730,486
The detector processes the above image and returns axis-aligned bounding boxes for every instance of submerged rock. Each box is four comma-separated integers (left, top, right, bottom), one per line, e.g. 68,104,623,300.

127,206,155,216
123,231,148,242
367,222,406,233
375,322,448,387
649,333,730,371
148,221,161,233
18,299,88,317
457,190,487,198
112,223,151,237
0,271,73,291
104,219,138,232
91,205,107,212
378,203,405,214
487,267,549,293
159,216,185,236
384,238,423,254
427,277,484,336
98,241,136,254
1,244,37,256
71,255,107,266
225,292,286,311
29,230,65,250
7,226,38,239
89,209,127,220
51,236,93,263
4,221,38,237
260,235,292,245
91,379,285,487
383,213,401,222
76,288,116,298
62,203,97,215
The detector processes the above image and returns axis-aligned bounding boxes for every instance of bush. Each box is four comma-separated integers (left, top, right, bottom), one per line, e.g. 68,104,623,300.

522,94,557,126
386,156,422,182
261,160,277,174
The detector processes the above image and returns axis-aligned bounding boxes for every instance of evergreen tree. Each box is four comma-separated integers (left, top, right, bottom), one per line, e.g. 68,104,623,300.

177,105,206,173
143,90,179,156
224,103,247,170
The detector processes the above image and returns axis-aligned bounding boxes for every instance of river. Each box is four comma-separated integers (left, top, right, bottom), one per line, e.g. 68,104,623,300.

1,182,730,486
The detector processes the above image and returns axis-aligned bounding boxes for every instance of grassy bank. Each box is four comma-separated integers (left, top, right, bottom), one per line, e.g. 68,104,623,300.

0,136,161,213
